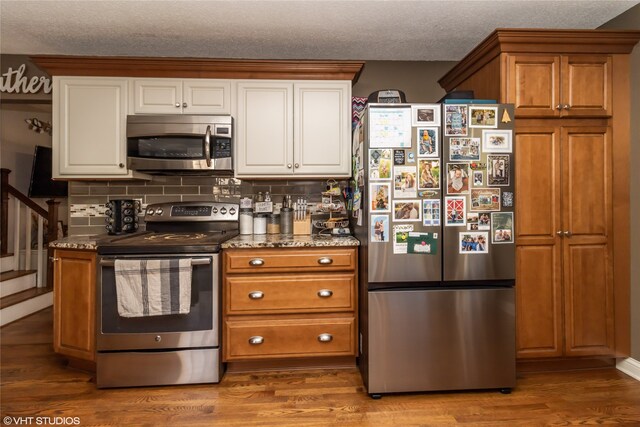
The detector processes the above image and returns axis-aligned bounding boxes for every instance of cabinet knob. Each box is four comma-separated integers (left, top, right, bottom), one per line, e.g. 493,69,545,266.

183,102,188,108
317,289,333,298
287,164,292,169
119,163,125,168
294,163,300,168
49,257,60,262
317,257,333,265
564,230,573,237
248,336,264,345
556,104,563,110
248,258,264,266
175,103,181,108
556,230,563,237
248,291,264,300
563,104,571,110
155,335,162,342
317,333,333,343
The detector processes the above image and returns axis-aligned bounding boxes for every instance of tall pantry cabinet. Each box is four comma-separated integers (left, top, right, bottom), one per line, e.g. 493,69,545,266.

438,29,640,361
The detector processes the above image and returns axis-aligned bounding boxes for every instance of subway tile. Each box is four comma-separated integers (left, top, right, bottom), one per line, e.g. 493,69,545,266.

69,196,108,205
163,186,199,195
184,195,214,202
69,185,89,195
149,175,182,185
199,185,214,195
128,186,163,195
182,176,218,185
68,225,108,236
145,195,182,204
69,217,89,226
90,217,110,226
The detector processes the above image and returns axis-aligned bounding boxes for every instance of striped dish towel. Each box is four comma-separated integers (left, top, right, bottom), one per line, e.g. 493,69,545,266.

114,259,193,318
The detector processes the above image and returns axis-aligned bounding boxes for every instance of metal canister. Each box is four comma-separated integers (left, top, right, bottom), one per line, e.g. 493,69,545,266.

239,208,253,235
280,207,293,235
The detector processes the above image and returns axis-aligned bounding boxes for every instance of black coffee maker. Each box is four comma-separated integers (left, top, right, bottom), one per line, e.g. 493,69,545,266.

105,199,140,235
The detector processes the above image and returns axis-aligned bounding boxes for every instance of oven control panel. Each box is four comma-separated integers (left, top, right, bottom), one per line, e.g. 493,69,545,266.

145,202,239,222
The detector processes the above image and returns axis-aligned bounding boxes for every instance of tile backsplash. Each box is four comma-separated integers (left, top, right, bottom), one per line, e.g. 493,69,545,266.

68,176,342,235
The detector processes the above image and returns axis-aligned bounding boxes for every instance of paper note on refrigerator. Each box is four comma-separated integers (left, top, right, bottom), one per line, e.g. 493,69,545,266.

369,108,412,148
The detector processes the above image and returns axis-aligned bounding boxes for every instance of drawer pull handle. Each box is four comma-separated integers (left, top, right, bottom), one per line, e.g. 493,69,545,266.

249,291,264,299
248,336,264,345
317,289,333,298
317,257,333,265
318,333,333,343
249,258,264,266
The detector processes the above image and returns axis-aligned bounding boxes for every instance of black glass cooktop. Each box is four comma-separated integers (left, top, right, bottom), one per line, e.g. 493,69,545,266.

97,230,238,255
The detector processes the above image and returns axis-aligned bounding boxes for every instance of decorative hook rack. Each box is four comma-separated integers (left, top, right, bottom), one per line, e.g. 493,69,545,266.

25,117,52,136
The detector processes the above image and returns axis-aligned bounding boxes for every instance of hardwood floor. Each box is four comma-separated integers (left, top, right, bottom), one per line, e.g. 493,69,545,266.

2,309,639,426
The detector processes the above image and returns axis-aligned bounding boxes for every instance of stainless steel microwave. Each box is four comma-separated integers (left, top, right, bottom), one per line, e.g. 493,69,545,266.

126,115,233,175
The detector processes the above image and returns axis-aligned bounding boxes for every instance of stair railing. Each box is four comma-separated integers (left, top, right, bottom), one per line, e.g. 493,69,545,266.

1,168,59,288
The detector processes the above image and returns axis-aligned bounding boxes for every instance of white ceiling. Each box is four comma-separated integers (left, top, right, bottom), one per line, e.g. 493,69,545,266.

1,0,638,61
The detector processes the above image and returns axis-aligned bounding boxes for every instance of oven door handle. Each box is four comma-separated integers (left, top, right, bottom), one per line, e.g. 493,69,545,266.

99,258,211,267
204,125,212,167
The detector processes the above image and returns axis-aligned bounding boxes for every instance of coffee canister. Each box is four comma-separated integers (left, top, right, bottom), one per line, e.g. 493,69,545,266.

267,213,280,234
239,208,254,235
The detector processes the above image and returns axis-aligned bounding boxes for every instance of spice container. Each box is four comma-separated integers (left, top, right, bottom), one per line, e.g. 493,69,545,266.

253,213,267,235
239,208,253,235
267,213,280,234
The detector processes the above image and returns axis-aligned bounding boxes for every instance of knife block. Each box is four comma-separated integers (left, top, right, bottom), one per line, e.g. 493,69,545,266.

293,215,311,235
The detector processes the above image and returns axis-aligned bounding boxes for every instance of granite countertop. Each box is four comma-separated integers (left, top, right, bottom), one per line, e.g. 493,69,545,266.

221,234,360,249
49,234,111,251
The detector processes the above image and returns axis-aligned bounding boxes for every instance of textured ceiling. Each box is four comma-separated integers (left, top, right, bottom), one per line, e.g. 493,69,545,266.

1,0,638,61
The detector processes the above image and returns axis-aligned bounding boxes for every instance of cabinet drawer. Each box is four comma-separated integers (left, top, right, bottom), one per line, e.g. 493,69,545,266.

224,317,356,360
225,273,355,314
224,248,356,273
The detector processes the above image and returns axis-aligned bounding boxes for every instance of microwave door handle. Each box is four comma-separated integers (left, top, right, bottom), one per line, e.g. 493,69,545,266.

204,125,212,167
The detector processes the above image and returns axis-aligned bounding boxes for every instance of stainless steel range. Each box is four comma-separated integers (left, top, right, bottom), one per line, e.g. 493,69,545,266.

96,201,239,388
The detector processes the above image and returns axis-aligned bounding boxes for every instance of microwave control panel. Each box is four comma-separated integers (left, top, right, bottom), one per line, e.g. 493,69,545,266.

213,138,232,159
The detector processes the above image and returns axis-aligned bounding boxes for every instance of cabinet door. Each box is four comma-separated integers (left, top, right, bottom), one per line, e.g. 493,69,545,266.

561,126,614,356
53,250,96,362
514,126,563,358
183,79,231,114
561,56,612,117
55,77,129,176
236,82,294,176
132,79,182,114
507,55,561,117
293,82,351,176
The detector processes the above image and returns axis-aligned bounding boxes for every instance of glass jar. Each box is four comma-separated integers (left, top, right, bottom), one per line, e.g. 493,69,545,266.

253,213,267,235
267,213,280,234
239,208,253,235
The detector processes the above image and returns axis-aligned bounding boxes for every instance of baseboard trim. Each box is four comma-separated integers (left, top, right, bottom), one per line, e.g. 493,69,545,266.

616,357,640,381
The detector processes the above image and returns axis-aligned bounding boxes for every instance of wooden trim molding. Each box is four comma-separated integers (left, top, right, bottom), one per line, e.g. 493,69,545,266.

438,28,640,92
29,56,365,83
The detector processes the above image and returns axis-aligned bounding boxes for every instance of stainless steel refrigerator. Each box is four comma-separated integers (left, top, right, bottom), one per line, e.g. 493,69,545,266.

351,102,516,397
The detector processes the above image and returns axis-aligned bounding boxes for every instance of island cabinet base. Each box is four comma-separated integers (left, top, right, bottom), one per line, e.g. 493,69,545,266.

222,247,358,368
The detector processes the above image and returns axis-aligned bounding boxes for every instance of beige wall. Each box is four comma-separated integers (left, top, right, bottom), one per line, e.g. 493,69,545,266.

599,4,640,360
353,61,457,103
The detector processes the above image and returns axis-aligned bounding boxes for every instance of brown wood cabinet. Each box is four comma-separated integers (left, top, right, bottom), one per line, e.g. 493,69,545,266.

438,29,640,360
52,249,96,362
222,247,358,363
507,54,612,117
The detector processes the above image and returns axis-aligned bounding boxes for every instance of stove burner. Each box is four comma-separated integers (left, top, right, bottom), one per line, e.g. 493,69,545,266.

144,233,210,241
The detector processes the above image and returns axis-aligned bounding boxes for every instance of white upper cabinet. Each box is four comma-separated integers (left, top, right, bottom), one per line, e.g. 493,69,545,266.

235,80,352,178
54,76,144,178
132,79,231,115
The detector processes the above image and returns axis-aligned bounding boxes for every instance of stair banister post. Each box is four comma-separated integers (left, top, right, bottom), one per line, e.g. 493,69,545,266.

45,199,60,289
1,168,9,255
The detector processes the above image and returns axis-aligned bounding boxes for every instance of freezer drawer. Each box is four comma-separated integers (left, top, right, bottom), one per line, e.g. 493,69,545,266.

366,287,515,394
